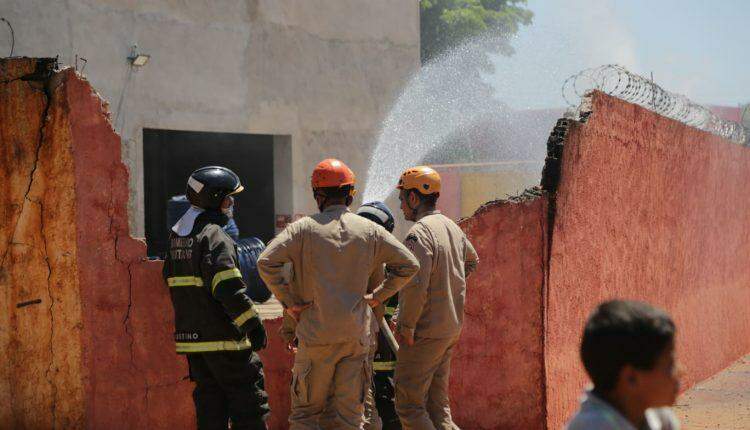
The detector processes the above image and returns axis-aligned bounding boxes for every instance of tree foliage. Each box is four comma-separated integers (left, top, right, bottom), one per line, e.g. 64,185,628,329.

420,0,533,64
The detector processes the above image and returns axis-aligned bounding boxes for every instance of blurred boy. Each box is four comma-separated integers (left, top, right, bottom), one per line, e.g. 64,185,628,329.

566,300,681,430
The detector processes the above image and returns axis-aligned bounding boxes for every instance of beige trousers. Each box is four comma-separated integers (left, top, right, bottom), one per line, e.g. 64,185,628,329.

319,335,381,430
290,341,369,429
394,336,460,430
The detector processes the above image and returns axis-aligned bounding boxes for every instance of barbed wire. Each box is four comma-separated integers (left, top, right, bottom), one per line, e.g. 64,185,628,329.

562,65,748,145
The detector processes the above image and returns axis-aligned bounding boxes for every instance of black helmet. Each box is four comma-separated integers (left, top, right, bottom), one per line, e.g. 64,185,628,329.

186,166,244,210
356,201,395,233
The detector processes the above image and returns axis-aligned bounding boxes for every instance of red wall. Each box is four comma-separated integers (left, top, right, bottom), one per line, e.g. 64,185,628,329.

1,58,88,428
59,67,292,428
450,197,548,429
259,318,294,430
57,67,194,428
544,92,750,428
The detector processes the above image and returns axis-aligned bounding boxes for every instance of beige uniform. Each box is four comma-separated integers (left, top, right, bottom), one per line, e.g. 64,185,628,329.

280,267,387,430
257,205,419,429
394,210,478,430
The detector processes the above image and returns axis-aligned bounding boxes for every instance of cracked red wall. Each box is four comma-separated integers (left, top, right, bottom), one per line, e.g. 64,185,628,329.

57,66,195,428
64,66,292,427
1,58,295,428
0,58,86,428
545,93,750,428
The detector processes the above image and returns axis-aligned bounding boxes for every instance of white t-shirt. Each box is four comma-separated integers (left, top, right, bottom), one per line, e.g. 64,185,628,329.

566,390,680,430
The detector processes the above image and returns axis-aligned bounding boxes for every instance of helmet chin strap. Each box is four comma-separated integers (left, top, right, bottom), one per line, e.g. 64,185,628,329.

314,190,328,212
406,190,420,218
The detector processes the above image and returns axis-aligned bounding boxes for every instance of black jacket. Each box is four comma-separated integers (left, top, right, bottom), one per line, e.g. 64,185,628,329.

163,211,262,354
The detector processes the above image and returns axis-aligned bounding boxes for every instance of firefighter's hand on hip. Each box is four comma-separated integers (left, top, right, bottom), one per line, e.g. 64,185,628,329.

364,293,380,308
286,302,313,322
396,329,414,347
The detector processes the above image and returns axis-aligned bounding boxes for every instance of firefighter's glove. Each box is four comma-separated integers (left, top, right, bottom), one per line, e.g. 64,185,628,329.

248,322,267,352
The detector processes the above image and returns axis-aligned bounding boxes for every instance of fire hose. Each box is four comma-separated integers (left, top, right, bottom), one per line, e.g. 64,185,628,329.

378,317,399,352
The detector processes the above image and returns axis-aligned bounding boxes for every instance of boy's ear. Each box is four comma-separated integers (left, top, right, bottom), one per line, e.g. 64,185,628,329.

620,364,638,387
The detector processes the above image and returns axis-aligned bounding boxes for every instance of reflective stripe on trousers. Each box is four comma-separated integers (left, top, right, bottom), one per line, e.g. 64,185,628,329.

374,361,396,372
176,338,253,353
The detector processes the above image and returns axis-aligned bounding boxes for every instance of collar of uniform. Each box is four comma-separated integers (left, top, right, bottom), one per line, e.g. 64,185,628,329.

193,210,230,231
323,204,350,213
416,209,441,222
172,206,205,236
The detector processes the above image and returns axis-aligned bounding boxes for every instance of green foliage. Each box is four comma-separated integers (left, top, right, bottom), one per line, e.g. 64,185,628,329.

420,0,533,64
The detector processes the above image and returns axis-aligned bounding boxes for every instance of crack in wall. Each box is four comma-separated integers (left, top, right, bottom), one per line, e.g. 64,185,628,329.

0,59,57,271
0,69,57,429
100,68,161,423
5,63,59,427
37,198,57,430
143,377,186,421
108,168,137,373
108,173,136,372
37,75,57,430
113,235,137,372
112,205,155,419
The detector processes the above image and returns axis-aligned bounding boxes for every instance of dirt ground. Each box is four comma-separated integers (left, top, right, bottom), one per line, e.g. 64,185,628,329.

675,355,750,429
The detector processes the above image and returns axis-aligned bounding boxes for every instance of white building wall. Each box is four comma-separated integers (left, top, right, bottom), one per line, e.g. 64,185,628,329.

1,0,419,235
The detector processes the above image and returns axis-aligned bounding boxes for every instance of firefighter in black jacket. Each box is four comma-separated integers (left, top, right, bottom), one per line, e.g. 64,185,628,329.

357,201,402,430
163,166,270,430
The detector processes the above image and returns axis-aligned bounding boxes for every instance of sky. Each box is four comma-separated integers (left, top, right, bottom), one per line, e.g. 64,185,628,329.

487,0,749,109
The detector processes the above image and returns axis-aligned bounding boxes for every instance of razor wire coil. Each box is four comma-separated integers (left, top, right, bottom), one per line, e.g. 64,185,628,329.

562,65,748,145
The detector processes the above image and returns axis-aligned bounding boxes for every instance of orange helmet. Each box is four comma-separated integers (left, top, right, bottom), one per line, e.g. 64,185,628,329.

311,158,356,192
397,166,441,195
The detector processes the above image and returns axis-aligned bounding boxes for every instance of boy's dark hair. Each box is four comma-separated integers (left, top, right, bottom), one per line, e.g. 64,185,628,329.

580,300,675,392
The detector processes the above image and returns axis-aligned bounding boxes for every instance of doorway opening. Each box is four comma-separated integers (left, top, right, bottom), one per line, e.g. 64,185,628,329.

143,129,276,256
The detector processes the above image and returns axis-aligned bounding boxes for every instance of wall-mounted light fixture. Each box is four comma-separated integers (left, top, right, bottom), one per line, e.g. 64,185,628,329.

127,44,150,67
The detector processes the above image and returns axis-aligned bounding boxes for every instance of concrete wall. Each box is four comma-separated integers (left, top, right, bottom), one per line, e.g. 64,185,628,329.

450,196,548,429
0,0,419,236
544,92,750,428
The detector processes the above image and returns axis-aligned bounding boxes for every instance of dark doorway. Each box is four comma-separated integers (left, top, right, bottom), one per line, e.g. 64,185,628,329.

143,129,275,256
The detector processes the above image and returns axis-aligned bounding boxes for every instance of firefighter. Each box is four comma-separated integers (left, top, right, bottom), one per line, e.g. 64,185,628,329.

276,200,398,429
163,166,270,430
257,159,419,429
373,292,401,429
393,166,479,430
356,201,401,430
